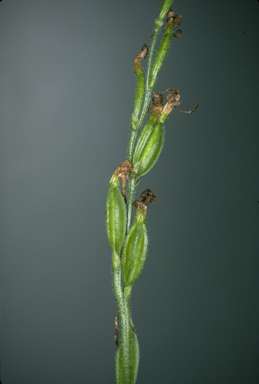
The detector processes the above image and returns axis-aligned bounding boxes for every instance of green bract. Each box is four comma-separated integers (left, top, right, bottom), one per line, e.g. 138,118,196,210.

115,330,140,384
137,122,165,178
105,176,127,255
122,208,148,287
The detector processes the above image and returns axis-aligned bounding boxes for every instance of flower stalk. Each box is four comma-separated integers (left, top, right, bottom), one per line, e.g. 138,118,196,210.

105,1,197,383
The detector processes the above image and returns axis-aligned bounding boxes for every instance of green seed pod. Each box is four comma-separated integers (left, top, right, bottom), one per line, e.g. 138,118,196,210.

122,206,148,287
133,66,145,122
132,111,160,167
137,122,165,178
105,176,127,255
133,44,148,124
115,330,140,384
150,14,173,89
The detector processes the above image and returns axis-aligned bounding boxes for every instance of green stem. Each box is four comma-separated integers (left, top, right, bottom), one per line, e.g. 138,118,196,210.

127,31,159,163
126,177,137,233
126,14,166,233
112,251,132,384
127,129,138,165
113,3,175,383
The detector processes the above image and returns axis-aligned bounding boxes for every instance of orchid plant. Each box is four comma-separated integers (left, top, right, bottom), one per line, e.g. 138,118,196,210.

105,1,197,383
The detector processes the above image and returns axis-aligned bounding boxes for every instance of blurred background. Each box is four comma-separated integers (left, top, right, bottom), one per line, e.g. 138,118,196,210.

1,0,259,383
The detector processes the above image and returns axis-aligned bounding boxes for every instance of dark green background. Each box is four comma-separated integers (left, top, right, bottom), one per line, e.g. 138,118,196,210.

1,0,259,383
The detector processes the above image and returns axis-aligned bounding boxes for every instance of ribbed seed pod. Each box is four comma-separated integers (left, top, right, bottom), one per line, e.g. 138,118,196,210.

133,67,145,121
115,330,140,384
150,13,173,89
134,45,148,115
122,206,148,287
132,111,160,167
105,176,127,255
137,121,165,178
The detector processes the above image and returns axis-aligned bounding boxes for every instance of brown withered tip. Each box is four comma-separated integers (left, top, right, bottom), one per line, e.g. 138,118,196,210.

175,101,199,114
153,92,164,107
165,9,174,29
172,13,183,29
136,43,148,62
113,160,135,197
148,92,164,115
134,200,146,210
134,43,148,72
166,88,180,102
167,9,175,19
173,29,182,38
140,189,157,206
166,9,183,29
113,160,135,180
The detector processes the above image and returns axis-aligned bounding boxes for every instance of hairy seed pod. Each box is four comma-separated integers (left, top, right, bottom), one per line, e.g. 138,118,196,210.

133,44,148,121
115,330,140,384
122,206,148,287
132,112,160,167
137,122,165,178
150,15,173,89
105,176,127,255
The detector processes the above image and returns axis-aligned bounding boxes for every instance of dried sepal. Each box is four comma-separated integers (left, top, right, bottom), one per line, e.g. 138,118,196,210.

148,88,180,123
148,92,164,115
134,43,148,72
166,9,175,28
166,9,183,29
140,189,157,205
134,190,157,208
175,101,199,114
172,13,183,28
111,160,135,197
173,29,182,38
148,86,198,121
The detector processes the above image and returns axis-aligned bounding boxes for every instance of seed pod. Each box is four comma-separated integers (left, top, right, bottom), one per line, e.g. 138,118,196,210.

105,176,127,255
137,121,165,178
132,111,160,167
150,10,174,89
122,205,148,287
115,330,140,384
133,44,148,122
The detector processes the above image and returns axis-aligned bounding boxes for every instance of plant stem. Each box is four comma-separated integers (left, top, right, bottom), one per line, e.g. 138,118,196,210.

126,177,137,234
112,251,132,384
127,21,162,163
126,14,166,233
111,3,176,383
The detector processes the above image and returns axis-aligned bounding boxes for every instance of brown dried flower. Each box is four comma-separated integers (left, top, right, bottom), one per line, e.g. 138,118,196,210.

113,160,135,197
134,189,156,210
134,43,148,72
140,189,157,205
